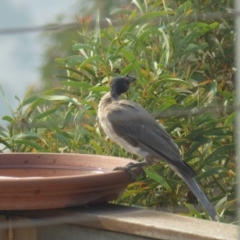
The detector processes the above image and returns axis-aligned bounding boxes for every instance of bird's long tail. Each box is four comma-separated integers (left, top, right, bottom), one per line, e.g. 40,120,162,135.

180,172,219,221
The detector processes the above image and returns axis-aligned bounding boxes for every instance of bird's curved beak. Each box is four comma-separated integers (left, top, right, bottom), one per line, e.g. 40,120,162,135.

126,74,136,83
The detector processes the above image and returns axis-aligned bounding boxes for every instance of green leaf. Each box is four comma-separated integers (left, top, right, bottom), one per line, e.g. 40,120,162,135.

0,138,12,150
184,203,203,219
72,43,96,52
54,133,71,144
121,48,141,76
80,65,96,76
14,139,46,151
55,58,66,64
2,116,13,123
25,97,46,118
89,139,103,154
158,28,170,66
94,9,101,42
120,188,149,199
157,100,176,111
56,75,82,82
160,78,192,86
186,141,206,159
176,1,192,14
120,64,135,76
61,81,92,89
11,132,45,141
33,107,58,121
110,8,133,15
185,129,206,141
132,0,145,13
224,112,235,126
117,10,138,38
203,144,234,164
80,55,105,67
40,95,78,104
131,11,172,27
197,166,226,179
57,66,92,81
209,22,219,29
22,95,39,106
89,86,109,92
204,127,231,136
145,169,172,190
65,56,86,66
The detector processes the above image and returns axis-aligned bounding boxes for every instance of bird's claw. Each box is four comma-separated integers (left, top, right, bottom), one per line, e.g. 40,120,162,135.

114,165,137,179
114,162,147,180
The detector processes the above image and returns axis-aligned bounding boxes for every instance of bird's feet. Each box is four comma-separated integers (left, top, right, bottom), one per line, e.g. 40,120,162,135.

114,162,147,180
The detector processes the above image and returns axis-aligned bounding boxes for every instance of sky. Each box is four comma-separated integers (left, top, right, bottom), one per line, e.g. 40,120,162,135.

0,0,78,123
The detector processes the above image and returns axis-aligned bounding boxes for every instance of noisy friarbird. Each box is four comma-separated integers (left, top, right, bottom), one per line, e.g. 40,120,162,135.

98,75,218,221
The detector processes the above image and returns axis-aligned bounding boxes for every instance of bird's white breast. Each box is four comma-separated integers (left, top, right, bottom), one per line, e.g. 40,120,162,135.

98,93,149,158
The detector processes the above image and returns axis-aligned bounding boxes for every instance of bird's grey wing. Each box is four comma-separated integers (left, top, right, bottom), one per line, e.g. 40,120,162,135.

106,101,195,176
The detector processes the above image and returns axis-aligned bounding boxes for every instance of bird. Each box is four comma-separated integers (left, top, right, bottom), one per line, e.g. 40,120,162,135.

97,74,218,221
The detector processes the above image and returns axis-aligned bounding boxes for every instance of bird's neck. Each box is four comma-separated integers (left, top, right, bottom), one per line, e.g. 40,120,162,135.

108,90,120,101
98,93,116,108
110,87,121,100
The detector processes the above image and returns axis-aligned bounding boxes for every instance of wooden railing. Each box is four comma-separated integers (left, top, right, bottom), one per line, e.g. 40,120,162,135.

0,204,238,240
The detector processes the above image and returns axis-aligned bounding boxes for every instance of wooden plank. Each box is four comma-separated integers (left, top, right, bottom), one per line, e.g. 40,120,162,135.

0,215,37,240
0,204,238,240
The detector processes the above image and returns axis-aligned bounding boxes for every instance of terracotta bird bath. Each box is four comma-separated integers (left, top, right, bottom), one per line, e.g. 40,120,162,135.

0,153,140,210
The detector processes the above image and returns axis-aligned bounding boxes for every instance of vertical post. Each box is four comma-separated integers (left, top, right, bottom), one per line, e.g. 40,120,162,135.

234,1,240,239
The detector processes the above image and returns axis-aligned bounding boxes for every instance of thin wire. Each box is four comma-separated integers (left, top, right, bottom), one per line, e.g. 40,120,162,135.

0,23,80,35
0,11,236,35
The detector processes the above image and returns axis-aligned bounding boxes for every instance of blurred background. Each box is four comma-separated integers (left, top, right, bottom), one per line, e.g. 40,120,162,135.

0,0,126,121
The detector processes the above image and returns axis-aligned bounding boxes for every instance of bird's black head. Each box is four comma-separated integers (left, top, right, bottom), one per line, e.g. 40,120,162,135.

110,74,136,99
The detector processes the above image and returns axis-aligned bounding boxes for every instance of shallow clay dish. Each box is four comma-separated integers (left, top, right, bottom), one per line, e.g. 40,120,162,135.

0,153,140,210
